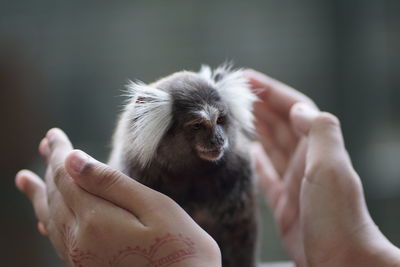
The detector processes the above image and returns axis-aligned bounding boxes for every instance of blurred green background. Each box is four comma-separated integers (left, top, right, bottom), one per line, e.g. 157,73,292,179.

1,0,399,266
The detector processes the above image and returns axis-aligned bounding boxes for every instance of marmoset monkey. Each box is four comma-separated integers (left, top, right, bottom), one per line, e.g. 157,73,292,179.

109,64,259,267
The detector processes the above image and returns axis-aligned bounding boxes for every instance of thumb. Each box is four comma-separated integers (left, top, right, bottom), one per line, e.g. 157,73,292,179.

290,103,352,180
64,150,161,220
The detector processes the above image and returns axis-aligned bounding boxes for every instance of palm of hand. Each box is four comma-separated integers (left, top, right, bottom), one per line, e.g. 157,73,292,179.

253,101,307,266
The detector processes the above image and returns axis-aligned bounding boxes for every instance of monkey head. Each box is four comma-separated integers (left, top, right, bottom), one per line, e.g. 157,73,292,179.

118,64,257,169
164,73,231,162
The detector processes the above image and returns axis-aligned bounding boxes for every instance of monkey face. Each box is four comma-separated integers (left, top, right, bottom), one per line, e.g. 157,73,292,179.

194,126,228,161
183,104,230,162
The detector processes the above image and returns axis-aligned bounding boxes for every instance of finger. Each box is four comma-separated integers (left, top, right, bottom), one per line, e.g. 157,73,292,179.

43,129,95,225
251,143,282,209
38,221,49,236
44,128,75,206
254,103,298,155
282,138,307,205
46,128,74,198
290,102,343,149
47,128,73,166
45,149,97,217
48,162,144,229
44,131,141,227
39,138,50,162
15,170,49,225
47,160,143,228
65,150,163,223
244,69,317,118
290,102,320,135
49,164,89,216
255,119,288,175
290,103,351,179
307,113,350,174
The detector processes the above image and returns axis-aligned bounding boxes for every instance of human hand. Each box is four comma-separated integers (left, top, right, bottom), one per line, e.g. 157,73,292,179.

246,69,315,265
247,70,400,266
15,128,221,267
290,103,400,266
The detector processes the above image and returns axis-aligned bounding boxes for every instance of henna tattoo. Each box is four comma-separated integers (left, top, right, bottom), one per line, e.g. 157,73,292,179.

62,224,103,267
61,224,196,267
111,233,196,267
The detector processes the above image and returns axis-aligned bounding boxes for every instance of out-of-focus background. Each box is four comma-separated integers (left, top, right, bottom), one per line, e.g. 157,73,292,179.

1,0,399,266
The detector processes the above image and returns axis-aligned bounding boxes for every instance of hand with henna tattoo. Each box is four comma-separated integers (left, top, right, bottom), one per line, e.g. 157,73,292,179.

15,128,221,267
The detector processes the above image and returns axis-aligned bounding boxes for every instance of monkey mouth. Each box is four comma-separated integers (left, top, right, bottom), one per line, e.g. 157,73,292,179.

196,147,224,161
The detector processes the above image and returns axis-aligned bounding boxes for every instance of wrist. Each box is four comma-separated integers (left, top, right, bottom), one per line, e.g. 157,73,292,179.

341,238,400,267
374,242,400,267
317,223,400,267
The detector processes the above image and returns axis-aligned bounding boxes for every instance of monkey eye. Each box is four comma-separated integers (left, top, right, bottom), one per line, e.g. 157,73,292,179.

217,116,226,125
191,123,202,130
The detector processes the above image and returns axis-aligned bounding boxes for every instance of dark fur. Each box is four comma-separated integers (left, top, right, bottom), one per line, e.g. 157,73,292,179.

114,72,258,267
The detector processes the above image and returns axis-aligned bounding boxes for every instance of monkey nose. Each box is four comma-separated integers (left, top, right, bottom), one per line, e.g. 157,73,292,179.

210,137,224,147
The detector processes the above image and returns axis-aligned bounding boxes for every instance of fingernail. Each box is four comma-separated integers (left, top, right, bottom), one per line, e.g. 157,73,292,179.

292,102,319,118
291,103,320,135
70,151,90,173
15,171,26,191
38,222,48,236
15,169,31,192
39,138,50,156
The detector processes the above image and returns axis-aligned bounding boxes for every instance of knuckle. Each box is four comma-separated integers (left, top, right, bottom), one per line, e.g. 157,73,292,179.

156,192,173,205
155,192,178,210
139,190,174,216
79,208,107,236
81,210,97,229
53,164,68,186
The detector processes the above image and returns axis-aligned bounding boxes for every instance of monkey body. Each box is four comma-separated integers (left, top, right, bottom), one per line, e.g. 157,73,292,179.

131,135,258,267
109,65,259,267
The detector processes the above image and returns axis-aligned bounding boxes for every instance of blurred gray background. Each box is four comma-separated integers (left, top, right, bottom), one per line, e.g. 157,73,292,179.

1,0,399,266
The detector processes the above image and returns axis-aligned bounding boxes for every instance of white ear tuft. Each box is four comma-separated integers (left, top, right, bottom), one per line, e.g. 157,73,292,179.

214,67,258,133
198,64,213,82
117,81,172,168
